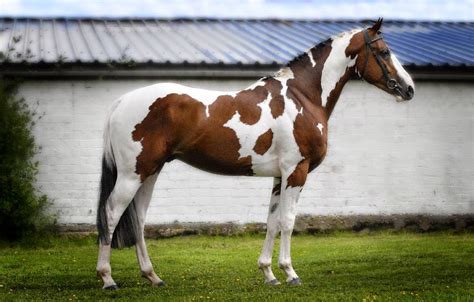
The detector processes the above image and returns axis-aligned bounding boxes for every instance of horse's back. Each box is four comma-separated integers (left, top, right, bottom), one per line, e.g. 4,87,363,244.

108,82,230,135
116,83,230,112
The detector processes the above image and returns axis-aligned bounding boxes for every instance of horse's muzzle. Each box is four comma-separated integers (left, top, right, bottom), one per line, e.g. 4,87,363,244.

396,85,414,102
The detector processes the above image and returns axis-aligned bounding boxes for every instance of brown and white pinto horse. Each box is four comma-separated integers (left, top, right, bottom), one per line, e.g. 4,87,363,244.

96,19,414,289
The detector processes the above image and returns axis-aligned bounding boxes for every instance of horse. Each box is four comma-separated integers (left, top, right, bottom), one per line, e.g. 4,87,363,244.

95,18,415,289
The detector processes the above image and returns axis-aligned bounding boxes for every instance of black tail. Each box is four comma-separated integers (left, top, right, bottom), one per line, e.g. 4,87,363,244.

97,156,140,249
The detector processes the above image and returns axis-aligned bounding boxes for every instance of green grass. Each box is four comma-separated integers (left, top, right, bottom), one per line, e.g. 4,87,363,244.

0,232,473,301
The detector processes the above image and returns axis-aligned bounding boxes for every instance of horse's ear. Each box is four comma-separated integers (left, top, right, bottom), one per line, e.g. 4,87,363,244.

370,17,383,32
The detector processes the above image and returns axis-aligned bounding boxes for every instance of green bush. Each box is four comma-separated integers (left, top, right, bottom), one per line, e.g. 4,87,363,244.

0,80,55,241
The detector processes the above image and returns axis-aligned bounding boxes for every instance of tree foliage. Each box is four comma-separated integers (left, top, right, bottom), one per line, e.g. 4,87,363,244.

0,80,55,241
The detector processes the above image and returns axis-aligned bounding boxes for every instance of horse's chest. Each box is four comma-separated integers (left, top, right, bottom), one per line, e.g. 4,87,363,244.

293,113,328,169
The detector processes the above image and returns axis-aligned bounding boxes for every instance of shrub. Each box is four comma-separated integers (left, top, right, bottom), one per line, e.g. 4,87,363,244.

0,80,55,241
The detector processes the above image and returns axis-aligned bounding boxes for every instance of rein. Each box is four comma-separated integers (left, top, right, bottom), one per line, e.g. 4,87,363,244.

361,30,401,92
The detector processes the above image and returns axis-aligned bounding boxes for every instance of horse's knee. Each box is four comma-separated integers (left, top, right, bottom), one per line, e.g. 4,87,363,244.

278,259,292,270
140,265,154,277
96,263,111,277
277,218,295,232
265,224,279,237
278,212,296,231
258,258,272,269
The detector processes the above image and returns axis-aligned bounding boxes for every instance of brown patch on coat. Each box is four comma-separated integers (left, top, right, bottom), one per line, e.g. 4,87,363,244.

253,129,273,155
265,78,285,118
292,105,328,173
176,94,254,176
286,41,332,108
286,160,310,188
132,94,207,180
234,85,268,125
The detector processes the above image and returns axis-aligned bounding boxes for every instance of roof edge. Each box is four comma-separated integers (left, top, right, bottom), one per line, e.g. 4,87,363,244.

0,16,472,24
1,64,473,81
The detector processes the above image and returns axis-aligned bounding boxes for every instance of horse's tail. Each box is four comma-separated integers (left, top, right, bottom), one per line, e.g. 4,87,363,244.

97,100,140,249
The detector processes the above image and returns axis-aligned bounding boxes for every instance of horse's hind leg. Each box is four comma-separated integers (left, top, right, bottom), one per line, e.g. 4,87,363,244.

133,171,166,287
96,174,141,289
258,177,282,285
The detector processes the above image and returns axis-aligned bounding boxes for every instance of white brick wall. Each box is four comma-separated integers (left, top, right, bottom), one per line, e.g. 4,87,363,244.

17,79,473,224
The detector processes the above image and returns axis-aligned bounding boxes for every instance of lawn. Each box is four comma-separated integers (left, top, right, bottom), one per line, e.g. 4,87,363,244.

0,231,473,301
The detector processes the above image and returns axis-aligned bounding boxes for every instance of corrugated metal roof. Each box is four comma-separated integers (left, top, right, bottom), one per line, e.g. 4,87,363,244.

0,18,473,68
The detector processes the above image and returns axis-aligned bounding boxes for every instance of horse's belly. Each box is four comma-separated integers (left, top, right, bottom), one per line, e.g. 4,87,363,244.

177,144,280,177
177,151,254,176
251,157,281,177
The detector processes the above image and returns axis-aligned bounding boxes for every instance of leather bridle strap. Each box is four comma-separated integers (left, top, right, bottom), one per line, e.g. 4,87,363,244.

361,29,400,91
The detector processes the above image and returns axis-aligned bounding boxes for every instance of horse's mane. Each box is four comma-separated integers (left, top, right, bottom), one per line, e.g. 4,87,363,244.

260,37,333,80
285,38,332,67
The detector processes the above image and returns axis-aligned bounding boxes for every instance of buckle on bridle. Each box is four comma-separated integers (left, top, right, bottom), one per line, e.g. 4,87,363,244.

387,79,398,90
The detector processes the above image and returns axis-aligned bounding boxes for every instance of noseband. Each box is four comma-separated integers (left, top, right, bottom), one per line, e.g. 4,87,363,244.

361,30,401,92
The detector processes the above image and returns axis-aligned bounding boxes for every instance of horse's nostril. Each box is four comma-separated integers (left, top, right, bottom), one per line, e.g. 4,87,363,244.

406,86,414,100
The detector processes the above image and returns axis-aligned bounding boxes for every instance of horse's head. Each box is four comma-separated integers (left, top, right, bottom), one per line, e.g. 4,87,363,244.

349,18,415,101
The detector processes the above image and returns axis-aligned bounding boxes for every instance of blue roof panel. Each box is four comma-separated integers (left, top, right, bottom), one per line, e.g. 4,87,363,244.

0,18,472,68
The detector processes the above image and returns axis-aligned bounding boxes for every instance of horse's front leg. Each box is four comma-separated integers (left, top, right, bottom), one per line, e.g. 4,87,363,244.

258,177,282,285
278,160,309,285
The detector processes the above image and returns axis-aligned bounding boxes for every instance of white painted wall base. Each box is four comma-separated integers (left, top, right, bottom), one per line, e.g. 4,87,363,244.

18,79,473,224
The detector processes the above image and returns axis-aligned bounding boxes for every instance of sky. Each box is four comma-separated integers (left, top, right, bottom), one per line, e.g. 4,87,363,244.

0,0,473,21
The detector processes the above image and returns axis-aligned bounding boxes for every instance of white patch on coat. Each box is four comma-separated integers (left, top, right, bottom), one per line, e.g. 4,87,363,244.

274,68,305,174
320,30,359,107
223,92,280,176
316,122,324,135
390,53,415,90
103,97,123,167
222,67,304,177
274,67,294,84
246,80,266,90
275,67,294,100
307,50,316,67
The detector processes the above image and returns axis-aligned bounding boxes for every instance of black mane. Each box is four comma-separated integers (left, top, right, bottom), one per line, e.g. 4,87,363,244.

286,38,332,67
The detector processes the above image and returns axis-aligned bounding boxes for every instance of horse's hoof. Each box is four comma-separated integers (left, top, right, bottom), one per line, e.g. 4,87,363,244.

265,279,281,285
287,277,302,285
153,280,166,287
103,284,119,290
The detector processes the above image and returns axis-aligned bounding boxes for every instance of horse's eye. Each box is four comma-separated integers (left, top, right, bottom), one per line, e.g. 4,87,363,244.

380,49,390,59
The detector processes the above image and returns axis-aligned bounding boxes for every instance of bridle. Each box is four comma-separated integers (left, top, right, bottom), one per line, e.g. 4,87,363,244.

361,29,401,93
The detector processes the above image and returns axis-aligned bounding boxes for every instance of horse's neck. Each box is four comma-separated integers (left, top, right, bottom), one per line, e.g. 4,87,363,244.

282,36,356,119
